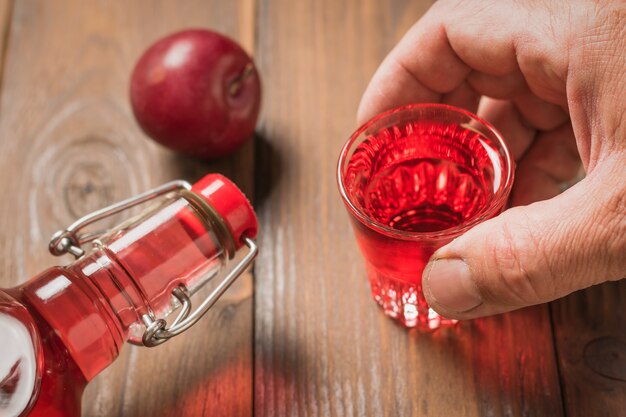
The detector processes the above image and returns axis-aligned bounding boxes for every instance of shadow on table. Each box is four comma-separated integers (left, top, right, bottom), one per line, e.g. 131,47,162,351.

159,131,283,209
252,132,283,208
405,306,562,416
125,303,255,417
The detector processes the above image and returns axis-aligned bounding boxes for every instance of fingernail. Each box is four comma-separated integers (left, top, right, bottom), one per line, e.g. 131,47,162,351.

424,259,482,313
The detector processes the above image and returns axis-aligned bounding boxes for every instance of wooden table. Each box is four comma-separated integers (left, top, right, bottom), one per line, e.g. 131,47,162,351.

0,1,624,416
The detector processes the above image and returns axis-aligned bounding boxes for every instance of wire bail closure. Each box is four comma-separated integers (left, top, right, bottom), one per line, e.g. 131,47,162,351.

48,180,258,348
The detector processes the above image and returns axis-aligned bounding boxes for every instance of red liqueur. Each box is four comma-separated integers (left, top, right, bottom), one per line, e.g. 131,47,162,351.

339,104,514,328
0,174,258,417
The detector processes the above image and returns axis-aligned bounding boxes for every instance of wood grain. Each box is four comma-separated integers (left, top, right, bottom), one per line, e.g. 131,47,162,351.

1,1,624,416
0,1,256,416
551,281,626,417
253,1,565,416
0,0,12,85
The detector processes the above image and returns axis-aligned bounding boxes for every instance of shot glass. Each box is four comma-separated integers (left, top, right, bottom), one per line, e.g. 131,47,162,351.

337,104,514,329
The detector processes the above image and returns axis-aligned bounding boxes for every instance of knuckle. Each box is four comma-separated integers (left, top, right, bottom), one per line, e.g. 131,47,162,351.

481,212,548,306
600,186,626,274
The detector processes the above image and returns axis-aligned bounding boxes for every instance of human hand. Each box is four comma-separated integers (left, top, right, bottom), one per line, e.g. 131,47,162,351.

357,0,626,319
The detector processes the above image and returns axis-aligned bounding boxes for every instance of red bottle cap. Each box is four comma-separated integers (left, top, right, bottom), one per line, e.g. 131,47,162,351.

191,174,258,247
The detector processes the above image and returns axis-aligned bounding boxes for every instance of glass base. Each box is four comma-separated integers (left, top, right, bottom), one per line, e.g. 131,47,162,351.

367,270,457,329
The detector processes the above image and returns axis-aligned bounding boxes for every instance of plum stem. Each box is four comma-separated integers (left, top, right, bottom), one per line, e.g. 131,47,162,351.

228,63,255,97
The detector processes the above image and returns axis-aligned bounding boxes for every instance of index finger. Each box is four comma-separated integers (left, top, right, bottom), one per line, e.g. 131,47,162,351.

356,0,522,125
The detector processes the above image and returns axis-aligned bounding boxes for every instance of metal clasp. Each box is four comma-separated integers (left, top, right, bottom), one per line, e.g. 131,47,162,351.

140,237,257,347
48,179,258,348
49,180,192,259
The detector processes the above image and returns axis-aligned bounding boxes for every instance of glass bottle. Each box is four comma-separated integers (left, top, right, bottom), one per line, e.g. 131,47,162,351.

0,174,258,417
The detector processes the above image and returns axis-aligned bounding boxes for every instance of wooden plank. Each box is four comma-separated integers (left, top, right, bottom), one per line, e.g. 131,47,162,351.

0,0,12,84
0,1,256,416
253,1,565,415
551,281,626,417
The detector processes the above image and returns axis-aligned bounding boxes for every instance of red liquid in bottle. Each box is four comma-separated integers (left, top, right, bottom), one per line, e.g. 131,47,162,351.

0,174,258,417
344,120,504,328
0,200,217,417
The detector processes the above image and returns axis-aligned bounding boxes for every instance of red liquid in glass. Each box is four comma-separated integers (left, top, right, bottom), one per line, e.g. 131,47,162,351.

345,121,500,328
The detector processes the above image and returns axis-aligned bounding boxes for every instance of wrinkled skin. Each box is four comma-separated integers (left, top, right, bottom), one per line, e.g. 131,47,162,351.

358,0,626,319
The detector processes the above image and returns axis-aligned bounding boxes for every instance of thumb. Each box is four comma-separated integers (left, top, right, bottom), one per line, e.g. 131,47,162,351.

422,166,626,320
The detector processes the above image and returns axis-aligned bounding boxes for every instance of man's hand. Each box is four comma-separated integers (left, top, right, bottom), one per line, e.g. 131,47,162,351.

358,0,626,319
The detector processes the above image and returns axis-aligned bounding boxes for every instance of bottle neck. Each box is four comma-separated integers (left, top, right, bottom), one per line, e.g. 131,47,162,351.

69,249,148,345
18,197,226,382
18,260,129,383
